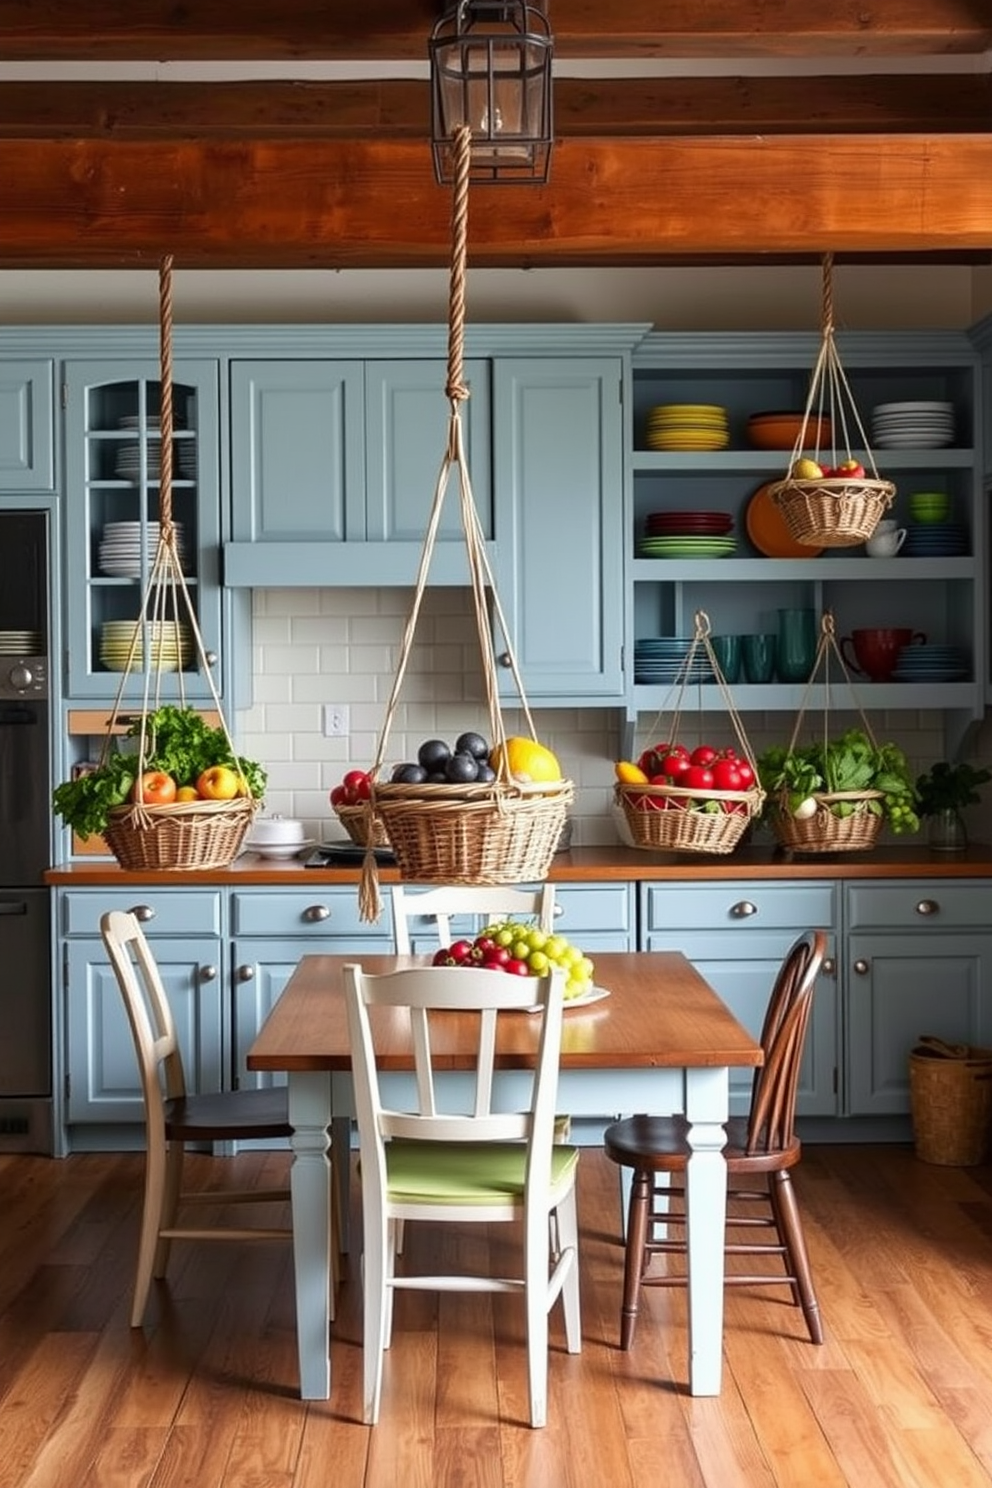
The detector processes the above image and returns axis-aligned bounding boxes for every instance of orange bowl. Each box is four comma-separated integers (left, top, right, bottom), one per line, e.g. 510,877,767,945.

747,412,833,451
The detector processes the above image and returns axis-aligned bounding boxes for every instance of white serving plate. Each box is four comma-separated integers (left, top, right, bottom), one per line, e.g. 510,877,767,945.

242,839,316,861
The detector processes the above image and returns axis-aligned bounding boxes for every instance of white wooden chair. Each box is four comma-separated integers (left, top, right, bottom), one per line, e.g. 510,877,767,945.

389,882,558,954
100,908,296,1327
343,960,582,1428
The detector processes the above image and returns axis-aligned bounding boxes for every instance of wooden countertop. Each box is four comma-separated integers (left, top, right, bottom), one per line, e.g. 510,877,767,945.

44,842,992,886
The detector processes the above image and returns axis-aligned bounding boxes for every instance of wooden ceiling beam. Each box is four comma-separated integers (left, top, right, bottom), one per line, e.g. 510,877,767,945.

0,0,988,61
0,135,988,269
0,75,988,139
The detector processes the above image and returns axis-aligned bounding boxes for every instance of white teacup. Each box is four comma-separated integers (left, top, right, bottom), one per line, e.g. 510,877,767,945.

866,523,906,558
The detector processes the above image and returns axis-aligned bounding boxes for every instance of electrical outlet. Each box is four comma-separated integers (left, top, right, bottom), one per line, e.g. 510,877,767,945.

323,704,350,738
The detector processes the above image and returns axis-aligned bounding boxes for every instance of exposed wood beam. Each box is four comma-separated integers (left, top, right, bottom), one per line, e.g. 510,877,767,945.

0,75,988,139
0,136,988,269
0,1,988,61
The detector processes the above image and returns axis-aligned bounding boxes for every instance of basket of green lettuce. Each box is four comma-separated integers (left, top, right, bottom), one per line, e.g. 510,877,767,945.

758,728,920,853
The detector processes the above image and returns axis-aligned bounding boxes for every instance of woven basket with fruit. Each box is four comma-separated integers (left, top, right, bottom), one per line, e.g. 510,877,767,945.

769,255,895,548
613,613,764,855
53,704,265,871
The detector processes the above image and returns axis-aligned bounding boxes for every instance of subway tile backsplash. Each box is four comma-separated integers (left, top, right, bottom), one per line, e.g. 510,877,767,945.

241,587,955,849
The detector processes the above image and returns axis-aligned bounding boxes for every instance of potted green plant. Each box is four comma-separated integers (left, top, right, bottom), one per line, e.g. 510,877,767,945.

915,760,991,851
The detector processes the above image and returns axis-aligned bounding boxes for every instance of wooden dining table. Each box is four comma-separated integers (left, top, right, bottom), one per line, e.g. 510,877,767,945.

247,949,763,1402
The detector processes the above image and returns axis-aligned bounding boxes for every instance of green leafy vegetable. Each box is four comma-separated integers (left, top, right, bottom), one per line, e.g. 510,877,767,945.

915,760,991,816
53,706,266,839
757,729,920,835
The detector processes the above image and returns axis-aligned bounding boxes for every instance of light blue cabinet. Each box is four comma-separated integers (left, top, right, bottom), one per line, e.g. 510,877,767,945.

639,881,840,1118
224,357,492,587
0,359,54,491
844,882,992,1116
63,358,225,700
60,888,225,1133
492,357,625,702
229,887,394,1091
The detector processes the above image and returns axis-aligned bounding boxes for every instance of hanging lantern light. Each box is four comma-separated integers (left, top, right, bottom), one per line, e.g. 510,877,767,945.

429,1,553,185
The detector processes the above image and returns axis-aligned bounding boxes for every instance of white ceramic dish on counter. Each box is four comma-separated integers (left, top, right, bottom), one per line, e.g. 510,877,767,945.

242,839,316,861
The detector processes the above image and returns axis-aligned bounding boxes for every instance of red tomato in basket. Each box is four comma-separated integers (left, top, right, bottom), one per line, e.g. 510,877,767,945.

712,759,743,791
683,765,715,790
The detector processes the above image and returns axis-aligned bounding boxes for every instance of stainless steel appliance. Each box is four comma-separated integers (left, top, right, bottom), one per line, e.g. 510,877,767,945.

0,510,53,1153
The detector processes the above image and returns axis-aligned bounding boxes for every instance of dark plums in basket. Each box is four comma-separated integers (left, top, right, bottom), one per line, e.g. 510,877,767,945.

475,762,497,784
427,771,449,783
445,751,480,784
418,738,451,772
392,762,428,784
455,731,490,761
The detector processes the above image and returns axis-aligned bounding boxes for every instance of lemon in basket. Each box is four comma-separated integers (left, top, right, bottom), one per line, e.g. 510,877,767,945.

490,737,562,784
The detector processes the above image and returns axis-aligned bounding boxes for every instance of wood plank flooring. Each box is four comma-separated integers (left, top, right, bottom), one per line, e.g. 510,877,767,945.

1,1144,991,1487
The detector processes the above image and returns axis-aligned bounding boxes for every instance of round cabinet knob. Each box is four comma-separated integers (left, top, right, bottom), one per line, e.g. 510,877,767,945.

8,663,33,690
304,904,331,923
200,965,218,982
915,899,939,917
822,957,835,976
129,904,155,922
236,964,255,982
204,650,218,667
730,901,757,919
854,959,870,976
497,653,512,668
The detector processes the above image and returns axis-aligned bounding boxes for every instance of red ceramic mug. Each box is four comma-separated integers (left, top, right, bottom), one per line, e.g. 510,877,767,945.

840,627,926,682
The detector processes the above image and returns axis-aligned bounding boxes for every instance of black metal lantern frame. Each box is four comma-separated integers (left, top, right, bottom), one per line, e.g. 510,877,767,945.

429,1,553,185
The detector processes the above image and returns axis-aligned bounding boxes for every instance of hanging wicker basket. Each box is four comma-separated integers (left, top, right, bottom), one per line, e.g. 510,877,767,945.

770,788,884,854
104,795,256,872
766,613,895,855
358,127,572,916
85,258,261,872
769,255,895,548
333,801,390,850
614,613,764,855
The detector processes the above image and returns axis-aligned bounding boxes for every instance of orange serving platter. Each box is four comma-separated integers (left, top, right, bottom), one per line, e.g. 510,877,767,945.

745,481,824,559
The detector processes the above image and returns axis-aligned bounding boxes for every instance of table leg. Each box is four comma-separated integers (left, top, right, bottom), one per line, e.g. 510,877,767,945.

683,1064,730,1397
288,1071,333,1400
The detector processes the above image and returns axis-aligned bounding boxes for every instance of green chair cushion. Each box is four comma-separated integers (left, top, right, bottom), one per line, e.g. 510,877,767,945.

385,1139,579,1206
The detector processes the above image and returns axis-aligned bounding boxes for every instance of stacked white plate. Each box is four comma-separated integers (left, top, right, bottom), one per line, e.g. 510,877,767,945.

871,400,955,449
99,619,192,673
0,629,43,655
98,521,185,577
115,440,196,480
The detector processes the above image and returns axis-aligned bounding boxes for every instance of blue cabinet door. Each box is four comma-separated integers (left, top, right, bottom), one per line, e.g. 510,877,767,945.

65,938,223,1125
63,359,224,700
492,358,624,700
229,359,366,546
0,360,54,491
364,359,492,544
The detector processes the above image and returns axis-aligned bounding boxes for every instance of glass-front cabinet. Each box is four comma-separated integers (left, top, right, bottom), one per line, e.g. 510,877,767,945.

63,359,223,699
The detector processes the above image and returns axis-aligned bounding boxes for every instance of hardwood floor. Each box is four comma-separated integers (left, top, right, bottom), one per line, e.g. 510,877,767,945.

2,1143,992,1487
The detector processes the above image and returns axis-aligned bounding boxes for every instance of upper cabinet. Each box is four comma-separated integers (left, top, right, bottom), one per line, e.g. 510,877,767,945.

0,359,55,491
627,330,985,750
224,357,492,587
63,358,225,700
491,356,625,702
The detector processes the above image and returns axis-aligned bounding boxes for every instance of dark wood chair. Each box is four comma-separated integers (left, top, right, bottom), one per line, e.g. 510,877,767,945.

603,929,827,1350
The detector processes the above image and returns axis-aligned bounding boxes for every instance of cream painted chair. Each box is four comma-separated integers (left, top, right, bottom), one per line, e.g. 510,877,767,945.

343,960,582,1428
389,882,558,955
100,908,296,1327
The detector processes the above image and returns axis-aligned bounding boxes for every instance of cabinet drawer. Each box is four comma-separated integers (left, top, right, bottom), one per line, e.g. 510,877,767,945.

553,884,634,938
60,889,223,938
231,888,390,939
642,882,836,936
846,882,990,931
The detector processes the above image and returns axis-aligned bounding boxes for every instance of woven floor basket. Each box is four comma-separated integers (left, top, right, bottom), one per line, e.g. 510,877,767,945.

371,779,572,884
103,795,257,871
769,476,896,548
615,783,763,856
334,802,390,850
909,1039,992,1166
770,790,884,853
